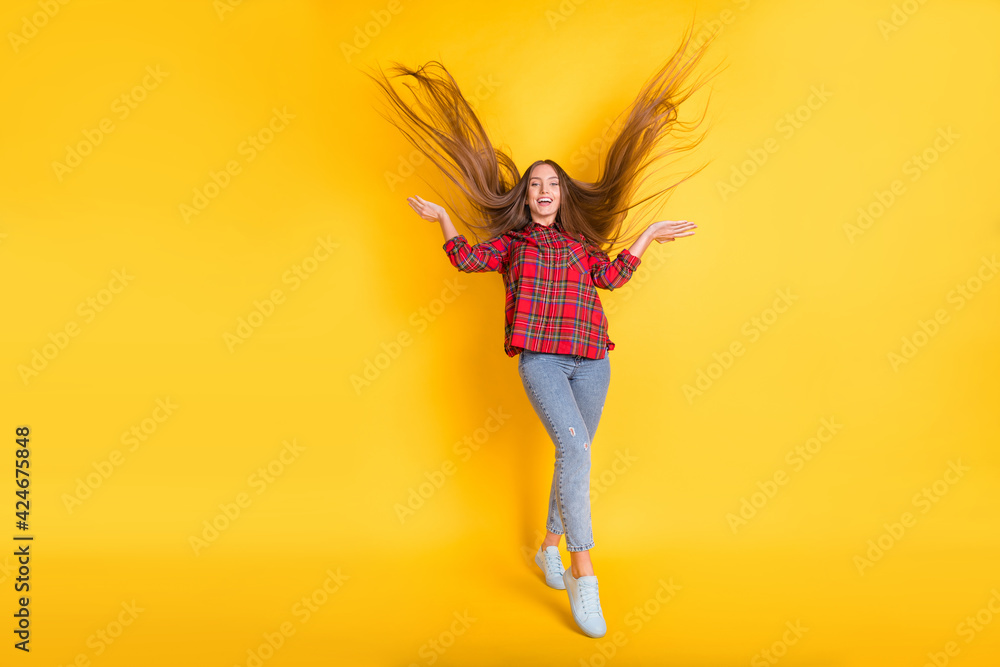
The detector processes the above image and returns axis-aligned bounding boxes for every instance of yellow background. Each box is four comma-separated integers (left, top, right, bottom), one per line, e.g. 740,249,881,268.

1,0,998,665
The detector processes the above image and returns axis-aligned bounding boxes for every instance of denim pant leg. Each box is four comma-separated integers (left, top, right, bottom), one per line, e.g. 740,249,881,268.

567,354,612,457
561,354,610,546
518,351,611,552
542,354,611,547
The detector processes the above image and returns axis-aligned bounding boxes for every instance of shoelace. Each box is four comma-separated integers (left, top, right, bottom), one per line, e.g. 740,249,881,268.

543,550,563,577
577,579,603,616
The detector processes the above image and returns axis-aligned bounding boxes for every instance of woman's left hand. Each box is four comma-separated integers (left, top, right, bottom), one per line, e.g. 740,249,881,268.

646,220,697,243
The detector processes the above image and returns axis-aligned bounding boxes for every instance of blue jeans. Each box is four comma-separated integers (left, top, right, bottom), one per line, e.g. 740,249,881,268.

517,350,611,552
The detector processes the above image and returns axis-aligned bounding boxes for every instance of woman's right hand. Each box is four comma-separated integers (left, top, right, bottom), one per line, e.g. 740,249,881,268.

407,196,446,224
647,219,697,243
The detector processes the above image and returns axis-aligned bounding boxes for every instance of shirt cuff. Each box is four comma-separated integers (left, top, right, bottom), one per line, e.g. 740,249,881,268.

443,235,466,252
619,248,641,269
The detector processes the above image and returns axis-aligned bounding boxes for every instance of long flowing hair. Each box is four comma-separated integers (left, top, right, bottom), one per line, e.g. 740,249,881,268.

367,20,722,252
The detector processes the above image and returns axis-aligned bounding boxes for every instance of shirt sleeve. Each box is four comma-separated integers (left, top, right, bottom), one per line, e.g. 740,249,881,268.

587,245,641,290
442,233,512,273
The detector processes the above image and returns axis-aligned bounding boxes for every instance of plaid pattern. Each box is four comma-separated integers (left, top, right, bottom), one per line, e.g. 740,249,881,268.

442,219,641,359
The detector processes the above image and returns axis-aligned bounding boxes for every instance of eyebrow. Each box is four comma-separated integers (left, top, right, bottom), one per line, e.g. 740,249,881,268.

529,177,559,181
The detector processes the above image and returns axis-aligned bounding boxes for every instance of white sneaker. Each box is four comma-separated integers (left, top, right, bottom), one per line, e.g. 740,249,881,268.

535,545,566,589
563,568,607,638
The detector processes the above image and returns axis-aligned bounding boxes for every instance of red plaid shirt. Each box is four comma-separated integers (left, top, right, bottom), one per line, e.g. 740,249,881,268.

442,219,641,359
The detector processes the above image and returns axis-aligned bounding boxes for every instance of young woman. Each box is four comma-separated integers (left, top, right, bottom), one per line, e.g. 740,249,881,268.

369,23,716,638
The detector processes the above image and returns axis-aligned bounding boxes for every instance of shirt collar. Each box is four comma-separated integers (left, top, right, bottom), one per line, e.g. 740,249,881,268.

525,219,589,246
529,219,564,232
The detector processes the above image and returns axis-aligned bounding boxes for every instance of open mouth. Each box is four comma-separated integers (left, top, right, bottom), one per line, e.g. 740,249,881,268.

538,197,553,207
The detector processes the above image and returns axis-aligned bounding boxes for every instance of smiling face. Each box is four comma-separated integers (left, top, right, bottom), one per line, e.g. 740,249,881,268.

525,162,560,225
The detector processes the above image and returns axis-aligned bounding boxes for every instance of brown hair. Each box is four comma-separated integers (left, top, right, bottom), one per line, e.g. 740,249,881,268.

366,20,722,253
